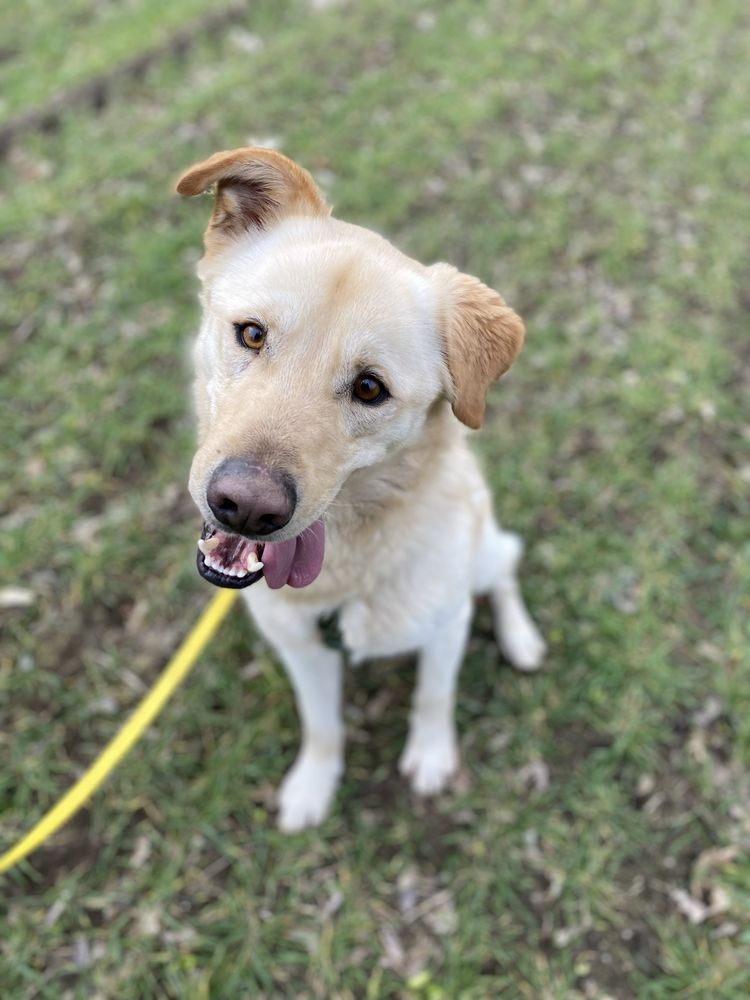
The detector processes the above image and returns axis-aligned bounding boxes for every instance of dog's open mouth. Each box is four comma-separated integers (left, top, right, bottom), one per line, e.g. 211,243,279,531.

196,520,325,590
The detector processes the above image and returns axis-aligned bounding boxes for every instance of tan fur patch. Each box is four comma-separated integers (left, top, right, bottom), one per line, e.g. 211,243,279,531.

175,147,330,255
432,263,525,429
326,258,358,305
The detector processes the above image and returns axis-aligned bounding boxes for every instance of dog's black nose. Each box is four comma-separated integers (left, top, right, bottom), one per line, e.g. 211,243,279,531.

206,459,296,536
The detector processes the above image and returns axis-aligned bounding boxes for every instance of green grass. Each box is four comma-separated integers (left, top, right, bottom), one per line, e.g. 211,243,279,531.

1,0,749,996
0,0,238,121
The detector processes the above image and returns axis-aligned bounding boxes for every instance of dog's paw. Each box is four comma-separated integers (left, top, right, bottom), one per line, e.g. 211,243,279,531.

399,732,458,797
500,615,546,672
277,752,342,833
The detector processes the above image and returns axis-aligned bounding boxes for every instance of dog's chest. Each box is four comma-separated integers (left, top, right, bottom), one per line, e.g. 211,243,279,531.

312,532,465,662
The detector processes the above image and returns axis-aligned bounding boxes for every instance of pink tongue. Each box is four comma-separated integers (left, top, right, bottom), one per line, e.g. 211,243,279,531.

262,520,325,590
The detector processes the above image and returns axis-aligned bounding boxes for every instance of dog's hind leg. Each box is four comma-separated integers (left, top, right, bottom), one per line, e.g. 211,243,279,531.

472,518,546,672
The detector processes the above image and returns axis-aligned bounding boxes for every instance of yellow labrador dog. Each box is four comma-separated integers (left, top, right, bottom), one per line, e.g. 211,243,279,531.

177,148,545,831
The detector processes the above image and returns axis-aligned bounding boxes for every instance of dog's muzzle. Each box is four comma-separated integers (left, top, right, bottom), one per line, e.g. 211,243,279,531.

196,519,326,590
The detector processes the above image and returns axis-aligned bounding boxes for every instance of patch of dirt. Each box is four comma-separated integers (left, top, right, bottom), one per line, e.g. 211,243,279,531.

576,923,661,998
545,723,615,783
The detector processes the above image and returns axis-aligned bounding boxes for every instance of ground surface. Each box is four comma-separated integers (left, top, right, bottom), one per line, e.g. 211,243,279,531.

1,1,749,996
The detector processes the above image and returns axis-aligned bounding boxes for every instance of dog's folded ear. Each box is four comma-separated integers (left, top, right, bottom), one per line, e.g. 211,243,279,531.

432,263,525,430
176,147,329,253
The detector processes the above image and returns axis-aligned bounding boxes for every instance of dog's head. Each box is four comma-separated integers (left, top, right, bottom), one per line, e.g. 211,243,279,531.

176,148,524,589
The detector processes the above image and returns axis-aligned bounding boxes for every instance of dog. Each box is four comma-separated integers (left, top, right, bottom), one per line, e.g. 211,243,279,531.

176,148,545,831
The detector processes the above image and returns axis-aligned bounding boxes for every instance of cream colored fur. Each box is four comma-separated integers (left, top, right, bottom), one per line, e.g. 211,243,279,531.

178,148,545,831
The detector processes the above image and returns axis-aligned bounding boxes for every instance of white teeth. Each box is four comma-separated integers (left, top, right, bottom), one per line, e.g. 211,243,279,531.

199,536,261,581
198,537,220,555
202,548,252,579
246,552,264,572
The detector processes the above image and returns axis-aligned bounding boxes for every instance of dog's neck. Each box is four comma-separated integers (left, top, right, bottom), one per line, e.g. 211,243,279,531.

327,400,464,535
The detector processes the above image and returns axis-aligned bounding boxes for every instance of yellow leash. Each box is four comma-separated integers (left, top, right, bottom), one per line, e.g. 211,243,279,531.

0,588,238,876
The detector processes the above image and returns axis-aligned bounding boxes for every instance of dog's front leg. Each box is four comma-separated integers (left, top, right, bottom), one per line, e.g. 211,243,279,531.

275,637,343,832
399,599,472,796
246,594,344,832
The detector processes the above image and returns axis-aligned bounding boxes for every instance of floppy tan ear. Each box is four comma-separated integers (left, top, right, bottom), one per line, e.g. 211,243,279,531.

432,263,525,430
175,147,329,254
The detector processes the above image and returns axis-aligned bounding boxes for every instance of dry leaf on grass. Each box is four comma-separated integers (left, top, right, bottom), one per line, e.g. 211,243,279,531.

670,886,730,925
517,759,550,793
0,586,35,608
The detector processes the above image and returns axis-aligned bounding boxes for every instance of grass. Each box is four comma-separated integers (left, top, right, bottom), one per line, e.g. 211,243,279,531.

1,0,749,996
0,0,238,120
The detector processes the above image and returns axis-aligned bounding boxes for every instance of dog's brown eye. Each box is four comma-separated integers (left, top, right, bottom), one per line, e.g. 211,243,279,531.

352,372,389,405
235,321,266,351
